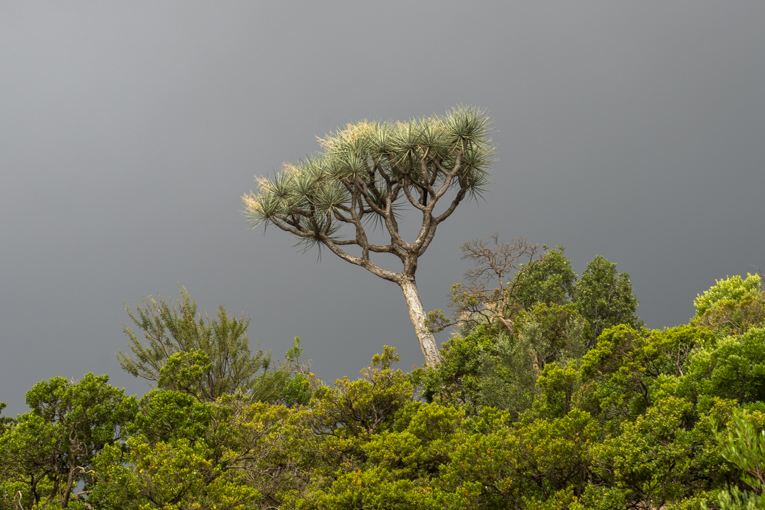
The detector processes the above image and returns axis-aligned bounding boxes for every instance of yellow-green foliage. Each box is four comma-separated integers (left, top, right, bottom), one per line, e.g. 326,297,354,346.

3,274,765,509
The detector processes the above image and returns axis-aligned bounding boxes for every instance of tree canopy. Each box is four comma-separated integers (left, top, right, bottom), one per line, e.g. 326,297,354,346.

2,266,765,509
118,287,292,402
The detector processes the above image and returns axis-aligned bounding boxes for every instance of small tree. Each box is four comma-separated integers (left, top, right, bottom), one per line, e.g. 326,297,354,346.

242,106,493,366
576,255,641,341
0,374,137,509
427,238,579,335
447,235,540,333
118,287,290,401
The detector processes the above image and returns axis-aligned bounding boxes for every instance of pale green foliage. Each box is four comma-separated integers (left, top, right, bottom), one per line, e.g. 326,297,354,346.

577,325,719,422
716,488,765,510
242,106,493,249
434,408,597,509
303,403,466,509
695,274,762,318
93,436,261,510
592,397,696,507
717,408,765,497
515,303,589,368
118,287,290,402
7,259,765,509
478,331,541,413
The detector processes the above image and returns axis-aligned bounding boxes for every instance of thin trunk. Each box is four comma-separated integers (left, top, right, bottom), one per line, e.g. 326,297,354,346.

62,432,78,509
528,349,541,385
399,276,441,367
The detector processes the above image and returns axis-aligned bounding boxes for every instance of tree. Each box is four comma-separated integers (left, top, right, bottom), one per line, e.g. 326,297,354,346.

242,106,493,366
428,236,540,334
311,346,413,440
423,239,582,409
510,247,577,312
591,397,710,509
692,274,765,337
575,255,641,341
694,274,762,317
0,403,11,436
684,327,765,406
90,395,310,510
0,373,136,509
428,240,577,336
715,407,765,508
118,287,291,402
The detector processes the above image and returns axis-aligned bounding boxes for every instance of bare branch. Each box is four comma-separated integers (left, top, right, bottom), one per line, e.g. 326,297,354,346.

440,235,540,333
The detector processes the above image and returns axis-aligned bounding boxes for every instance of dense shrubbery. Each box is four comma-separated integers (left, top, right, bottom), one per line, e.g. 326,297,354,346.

2,267,765,509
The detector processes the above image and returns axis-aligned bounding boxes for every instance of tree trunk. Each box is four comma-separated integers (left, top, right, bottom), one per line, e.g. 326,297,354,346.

399,276,442,367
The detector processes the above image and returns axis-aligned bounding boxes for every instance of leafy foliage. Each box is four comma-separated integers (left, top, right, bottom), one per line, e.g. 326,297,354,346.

693,274,765,338
684,328,765,408
118,287,292,402
88,391,311,510
0,374,136,509
695,274,762,317
576,255,642,341
429,243,578,336
715,407,765,506
3,260,765,509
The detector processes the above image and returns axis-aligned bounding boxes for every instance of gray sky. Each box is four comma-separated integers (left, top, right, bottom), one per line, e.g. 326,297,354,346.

2,2,764,415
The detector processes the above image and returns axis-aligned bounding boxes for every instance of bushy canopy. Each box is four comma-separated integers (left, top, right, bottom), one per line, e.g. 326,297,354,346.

242,106,493,269
3,270,765,509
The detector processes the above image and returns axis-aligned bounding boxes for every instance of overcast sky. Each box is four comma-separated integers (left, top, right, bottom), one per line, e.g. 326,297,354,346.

1,2,764,415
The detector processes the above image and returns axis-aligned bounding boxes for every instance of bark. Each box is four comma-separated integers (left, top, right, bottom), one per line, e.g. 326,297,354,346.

399,276,441,367
62,428,79,508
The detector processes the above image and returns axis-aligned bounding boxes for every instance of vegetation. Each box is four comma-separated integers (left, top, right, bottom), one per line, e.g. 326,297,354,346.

1,241,764,509
242,107,493,366
1,104,763,507
118,287,299,403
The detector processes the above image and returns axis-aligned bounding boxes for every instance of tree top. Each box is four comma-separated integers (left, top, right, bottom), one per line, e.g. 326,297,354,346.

242,105,493,250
